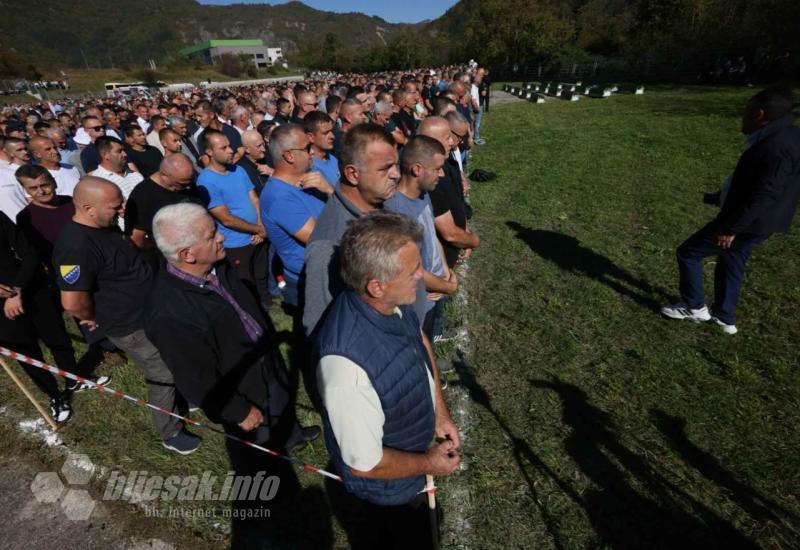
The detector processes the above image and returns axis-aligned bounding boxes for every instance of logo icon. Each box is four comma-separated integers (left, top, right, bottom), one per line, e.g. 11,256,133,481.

59,265,81,284
31,452,97,521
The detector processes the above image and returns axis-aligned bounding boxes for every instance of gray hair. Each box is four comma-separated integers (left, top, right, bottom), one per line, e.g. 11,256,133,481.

373,101,393,116
152,202,210,263
340,211,423,295
167,115,186,127
230,105,249,121
445,110,469,128
268,123,304,162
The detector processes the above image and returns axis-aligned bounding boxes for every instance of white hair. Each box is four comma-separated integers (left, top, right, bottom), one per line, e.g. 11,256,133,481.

152,202,210,263
373,101,392,115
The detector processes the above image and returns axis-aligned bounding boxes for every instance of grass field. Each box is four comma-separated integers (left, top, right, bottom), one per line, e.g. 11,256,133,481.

1,84,799,548
457,84,800,548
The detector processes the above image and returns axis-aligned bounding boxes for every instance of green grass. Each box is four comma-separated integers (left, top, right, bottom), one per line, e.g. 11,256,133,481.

455,84,800,548
1,85,799,548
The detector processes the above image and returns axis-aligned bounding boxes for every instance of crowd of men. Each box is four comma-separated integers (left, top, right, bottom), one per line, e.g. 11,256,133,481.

0,64,490,547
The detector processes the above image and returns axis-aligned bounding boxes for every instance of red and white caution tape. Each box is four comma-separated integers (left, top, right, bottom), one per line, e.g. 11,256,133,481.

0,345,342,482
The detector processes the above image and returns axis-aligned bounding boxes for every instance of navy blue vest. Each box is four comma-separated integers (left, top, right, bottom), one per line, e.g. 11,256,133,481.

315,290,435,505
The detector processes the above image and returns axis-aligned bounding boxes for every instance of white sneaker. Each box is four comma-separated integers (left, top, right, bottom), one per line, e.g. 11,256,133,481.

711,316,738,335
660,303,712,322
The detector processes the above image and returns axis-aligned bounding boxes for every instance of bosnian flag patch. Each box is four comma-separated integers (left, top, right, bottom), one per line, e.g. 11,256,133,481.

60,265,81,284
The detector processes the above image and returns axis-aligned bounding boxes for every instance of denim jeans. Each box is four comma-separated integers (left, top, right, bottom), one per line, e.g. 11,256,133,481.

676,223,768,324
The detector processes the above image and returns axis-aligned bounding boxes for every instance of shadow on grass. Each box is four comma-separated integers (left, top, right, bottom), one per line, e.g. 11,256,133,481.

506,222,668,312
452,357,756,547
650,409,800,542
530,378,757,548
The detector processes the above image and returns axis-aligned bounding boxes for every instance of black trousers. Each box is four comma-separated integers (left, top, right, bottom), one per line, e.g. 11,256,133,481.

1,286,89,398
226,242,271,308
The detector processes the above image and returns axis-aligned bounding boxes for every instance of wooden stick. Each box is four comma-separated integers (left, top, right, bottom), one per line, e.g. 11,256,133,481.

426,474,439,550
0,355,60,431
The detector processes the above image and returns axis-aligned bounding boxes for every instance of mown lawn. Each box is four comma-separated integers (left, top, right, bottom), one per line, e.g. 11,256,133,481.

458,84,800,548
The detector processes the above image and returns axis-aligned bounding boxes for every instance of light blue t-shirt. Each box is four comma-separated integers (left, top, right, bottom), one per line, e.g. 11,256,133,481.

311,153,340,188
385,190,445,313
260,176,325,281
197,166,257,249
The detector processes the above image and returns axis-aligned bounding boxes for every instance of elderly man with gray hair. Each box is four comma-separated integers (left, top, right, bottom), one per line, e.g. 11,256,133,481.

145,202,319,452
315,210,460,549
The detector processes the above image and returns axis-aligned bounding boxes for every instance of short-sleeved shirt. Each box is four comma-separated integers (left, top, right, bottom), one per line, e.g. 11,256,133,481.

311,153,340,187
52,221,153,337
125,145,163,179
197,166,257,249
429,160,468,268
48,163,81,197
16,196,75,268
0,168,28,222
385,191,444,278
260,176,324,281
124,178,205,237
197,124,243,156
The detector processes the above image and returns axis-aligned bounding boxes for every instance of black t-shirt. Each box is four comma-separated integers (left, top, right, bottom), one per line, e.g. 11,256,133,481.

391,109,416,137
236,156,266,195
15,196,75,271
428,159,467,268
126,145,163,179
53,221,153,337
124,178,205,237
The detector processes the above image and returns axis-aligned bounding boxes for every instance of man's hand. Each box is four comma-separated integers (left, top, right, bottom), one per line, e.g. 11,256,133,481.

427,292,444,301
459,248,473,261
0,284,16,299
238,406,264,432
715,233,736,249
255,224,267,239
257,164,274,176
3,294,24,320
425,439,460,476
79,319,99,331
435,412,461,451
299,172,334,196
251,234,265,245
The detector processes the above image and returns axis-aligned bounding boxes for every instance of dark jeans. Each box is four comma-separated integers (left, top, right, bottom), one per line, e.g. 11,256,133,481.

325,477,438,550
677,223,768,324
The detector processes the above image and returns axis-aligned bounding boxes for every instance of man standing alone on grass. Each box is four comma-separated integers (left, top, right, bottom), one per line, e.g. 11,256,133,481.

662,87,800,334
316,211,460,549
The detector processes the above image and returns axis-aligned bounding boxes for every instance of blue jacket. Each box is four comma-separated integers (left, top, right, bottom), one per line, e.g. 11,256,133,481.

315,290,435,505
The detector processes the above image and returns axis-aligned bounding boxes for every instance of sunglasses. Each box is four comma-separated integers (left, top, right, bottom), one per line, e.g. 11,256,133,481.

87,126,105,132
287,144,312,154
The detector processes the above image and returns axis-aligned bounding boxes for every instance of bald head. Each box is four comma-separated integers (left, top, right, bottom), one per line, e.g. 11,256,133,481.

418,117,452,151
160,153,194,178
73,176,121,207
242,130,262,148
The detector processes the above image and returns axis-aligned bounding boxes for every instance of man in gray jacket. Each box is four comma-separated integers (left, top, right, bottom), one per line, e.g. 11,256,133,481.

302,123,399,337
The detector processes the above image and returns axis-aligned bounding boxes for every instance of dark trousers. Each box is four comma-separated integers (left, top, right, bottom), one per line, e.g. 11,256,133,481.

226,243,271,308
423,299,445,342
326,478,437,550
677,223,768,325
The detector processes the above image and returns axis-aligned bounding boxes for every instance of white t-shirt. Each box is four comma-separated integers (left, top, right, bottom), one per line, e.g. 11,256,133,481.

0,168,28,222
48,163,81,197
90,165,143,231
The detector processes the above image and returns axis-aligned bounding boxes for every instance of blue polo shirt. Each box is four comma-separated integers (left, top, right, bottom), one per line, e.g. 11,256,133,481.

197,166,257,249
260,176,325,281
311,153,340,187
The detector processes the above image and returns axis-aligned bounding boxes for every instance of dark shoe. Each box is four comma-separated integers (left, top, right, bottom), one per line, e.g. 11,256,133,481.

66,375,112,393
50,395,73,424
162,430,202,455
287,425,321,452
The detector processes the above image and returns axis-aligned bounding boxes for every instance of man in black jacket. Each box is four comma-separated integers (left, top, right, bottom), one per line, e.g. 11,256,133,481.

662,88,800,334
145,202,319,447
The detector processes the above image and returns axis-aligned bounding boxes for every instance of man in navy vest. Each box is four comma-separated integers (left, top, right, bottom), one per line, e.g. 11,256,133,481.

315,211,460,549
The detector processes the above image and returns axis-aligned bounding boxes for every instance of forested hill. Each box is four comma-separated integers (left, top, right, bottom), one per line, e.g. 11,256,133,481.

0,0,415,68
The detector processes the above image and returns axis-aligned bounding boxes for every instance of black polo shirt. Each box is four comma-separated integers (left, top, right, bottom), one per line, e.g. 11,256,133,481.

236,155,266,195
53,221,153,337
429,158,467,268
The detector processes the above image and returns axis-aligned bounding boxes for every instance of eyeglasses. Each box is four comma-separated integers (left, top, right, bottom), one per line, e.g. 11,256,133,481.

287,144,312,154
87,126,105,132
451,131,467,141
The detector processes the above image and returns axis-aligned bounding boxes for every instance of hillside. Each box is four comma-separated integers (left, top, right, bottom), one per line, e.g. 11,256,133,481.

0,0,414,69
